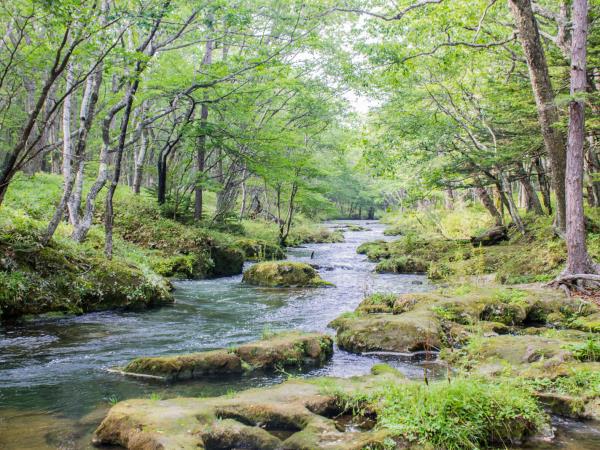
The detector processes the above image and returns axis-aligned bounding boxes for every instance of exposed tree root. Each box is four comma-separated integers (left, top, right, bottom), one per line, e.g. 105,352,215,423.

548,272,600,296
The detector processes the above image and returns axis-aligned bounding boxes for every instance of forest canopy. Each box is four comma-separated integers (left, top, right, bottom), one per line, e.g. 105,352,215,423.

0,0,598,284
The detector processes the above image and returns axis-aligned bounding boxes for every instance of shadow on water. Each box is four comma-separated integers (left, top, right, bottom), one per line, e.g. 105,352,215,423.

0,221,598,449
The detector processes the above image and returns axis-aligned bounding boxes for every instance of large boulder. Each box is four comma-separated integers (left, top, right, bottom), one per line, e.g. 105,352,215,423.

242,261,332,287
209,244,245,277
330,309,442,353
441,331,600,420
93,367,549,449
119,332,333,381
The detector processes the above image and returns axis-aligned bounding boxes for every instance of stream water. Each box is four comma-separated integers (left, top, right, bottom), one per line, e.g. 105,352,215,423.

0,221,598,449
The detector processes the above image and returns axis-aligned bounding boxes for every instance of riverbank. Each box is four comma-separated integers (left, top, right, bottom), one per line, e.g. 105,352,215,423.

0,221,432,450
2,218,599,449
0,173,343,320
91,211,600,449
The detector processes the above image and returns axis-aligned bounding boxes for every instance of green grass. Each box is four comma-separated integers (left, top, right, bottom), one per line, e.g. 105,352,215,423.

521,368,600,397
336,377,545,450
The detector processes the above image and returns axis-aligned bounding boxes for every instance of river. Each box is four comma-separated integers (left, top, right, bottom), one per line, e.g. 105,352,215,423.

0,221,598,449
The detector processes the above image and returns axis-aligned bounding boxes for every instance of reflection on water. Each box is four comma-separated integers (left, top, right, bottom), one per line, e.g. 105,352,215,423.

0,221,598,449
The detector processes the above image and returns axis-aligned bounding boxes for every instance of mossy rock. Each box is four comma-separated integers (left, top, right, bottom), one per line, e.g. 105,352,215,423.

356,240,389,261
330,285,598,358
235,332,333,370
94,370,547,449
124,349,242,380
120,332,333,381
330,309,442,353
242,261,332,287
288,228,344,245
235,238,286,260
209,244,245,277
93,372,404,450
375,256,428,274
0,236,172,319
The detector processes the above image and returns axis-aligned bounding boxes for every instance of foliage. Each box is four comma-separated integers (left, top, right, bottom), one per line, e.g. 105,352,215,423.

336,377,545,450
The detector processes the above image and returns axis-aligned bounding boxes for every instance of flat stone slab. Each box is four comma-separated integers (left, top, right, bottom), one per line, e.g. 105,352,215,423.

93,373,401,450
117,331,333,382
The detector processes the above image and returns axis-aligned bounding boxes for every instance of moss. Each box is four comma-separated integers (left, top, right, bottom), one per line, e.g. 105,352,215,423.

370,363,404,377
375,256,428,274
356,240,389,261
121,332,333,381
124,349,242,380
331,309,442,353
242,261,333,287
94,373,402,450
361,215,573,285
0,227,172,319
235,238,286,260
287,226,344,246
151,253,201,278
210,244,245,277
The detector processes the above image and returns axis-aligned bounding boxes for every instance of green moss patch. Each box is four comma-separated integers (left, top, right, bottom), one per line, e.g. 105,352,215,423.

0,224,172,319
121,332,333,381
242,261,333,287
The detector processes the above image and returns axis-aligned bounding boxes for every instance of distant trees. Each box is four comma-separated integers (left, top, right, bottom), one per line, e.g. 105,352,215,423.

0,0,381,256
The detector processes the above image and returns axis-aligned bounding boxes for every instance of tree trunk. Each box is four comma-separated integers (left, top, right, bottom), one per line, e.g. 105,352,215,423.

45,66,102,243
564,0,597,275
475,184,503,226
534,157,553,214
508,0,567,231
517,164,544,215
133,127,148,194
501,173,525,234
194,25,213,222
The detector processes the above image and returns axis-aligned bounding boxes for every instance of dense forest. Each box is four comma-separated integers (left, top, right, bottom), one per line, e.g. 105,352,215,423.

1,1,600,449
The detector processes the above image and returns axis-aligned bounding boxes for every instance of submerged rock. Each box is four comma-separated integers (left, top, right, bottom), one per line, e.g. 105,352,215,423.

120,332,333,381
242,261,332,287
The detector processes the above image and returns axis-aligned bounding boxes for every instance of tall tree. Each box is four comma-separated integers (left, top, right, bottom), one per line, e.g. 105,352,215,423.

508,0,567,232
555,0,600,288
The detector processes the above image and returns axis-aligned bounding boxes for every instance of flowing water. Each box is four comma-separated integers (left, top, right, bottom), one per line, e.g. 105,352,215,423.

0,221,598,449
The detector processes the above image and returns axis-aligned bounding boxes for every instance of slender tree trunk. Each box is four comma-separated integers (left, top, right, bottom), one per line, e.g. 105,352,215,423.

475,184,504,226
133,127,148,194
194,24,213,222
508,0,567,231
45,66,102,243
564,0,597,275
500,173,525,234
535,157,553,214
71,99,123,242
239,166,248,220
517,164,544,214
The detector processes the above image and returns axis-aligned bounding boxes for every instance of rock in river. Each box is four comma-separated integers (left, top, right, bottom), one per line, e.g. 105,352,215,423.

118,331,333,381
242,261,333,287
